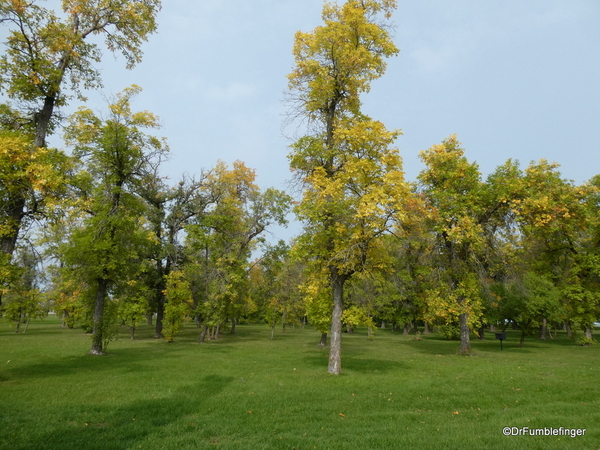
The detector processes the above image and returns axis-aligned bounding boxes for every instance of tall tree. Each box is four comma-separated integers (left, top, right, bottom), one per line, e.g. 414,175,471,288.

0,0,161,283
62,85,167,355
286,0,411,374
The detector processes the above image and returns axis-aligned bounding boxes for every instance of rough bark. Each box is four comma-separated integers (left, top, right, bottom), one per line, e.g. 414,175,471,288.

33,95,57,148
458,312,471,354
328,272,345,375
90,278,109,355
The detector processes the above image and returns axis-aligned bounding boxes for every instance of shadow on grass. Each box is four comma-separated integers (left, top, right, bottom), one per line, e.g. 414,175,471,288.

301,352,410,374
11,374,234,450
399,331,582,356
3,341,230,382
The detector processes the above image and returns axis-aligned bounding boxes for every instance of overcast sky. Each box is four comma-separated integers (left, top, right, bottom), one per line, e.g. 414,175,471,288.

48,0,600,242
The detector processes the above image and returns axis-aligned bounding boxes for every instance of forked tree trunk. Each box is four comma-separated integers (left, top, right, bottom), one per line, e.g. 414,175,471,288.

198,324,208,343
14,312,22,333
90,278,109,355
458,312,471,354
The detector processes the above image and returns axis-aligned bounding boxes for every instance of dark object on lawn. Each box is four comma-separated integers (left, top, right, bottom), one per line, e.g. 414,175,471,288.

495,332,506,350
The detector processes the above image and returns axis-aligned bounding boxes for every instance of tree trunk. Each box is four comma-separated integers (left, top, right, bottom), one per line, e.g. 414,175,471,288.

270,326,275,340
423,322,431,334
33,95,57,148
380,320,386,329
281,311,287,333
540,318,548,340
318,332,327,347
458,312,471,354
198,324,208,343
23,317,31,333
477,326,484,340
230,317,237,334
154,301,164,338
585,326,593,341
403,322,412,335
328,272,345,375
130,326,135,340
520,328,526,348
146,312,153,326
14,312,22,333
565,321,572,338
90,278,109,355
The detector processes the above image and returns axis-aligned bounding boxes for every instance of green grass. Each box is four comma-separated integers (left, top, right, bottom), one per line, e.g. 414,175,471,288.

1,318,599,450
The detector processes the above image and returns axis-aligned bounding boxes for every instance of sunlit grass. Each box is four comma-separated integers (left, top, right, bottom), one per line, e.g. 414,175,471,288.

1,317,599,449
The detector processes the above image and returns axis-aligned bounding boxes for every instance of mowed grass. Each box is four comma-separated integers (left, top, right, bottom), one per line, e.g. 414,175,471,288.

1,318,599,450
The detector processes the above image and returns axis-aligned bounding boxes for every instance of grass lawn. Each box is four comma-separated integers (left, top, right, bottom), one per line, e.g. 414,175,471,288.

1,317,599,450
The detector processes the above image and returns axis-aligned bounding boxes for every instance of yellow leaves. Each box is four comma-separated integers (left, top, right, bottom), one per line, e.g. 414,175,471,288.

288,0,398,115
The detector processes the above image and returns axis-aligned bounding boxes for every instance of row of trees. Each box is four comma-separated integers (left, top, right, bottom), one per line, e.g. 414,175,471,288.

1,1,599,375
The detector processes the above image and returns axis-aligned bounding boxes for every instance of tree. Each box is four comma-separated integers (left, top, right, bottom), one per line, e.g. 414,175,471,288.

1,245,47,332
0,0,161,289
185,161,290,342
62,85,167,355
162,270,193,343
0,114,69,302
138,172,209,338
418,136,518,353
0,0,162,148
286,0,411,374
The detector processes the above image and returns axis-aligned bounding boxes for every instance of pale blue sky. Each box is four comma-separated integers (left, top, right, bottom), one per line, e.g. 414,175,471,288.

45,0,600,242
